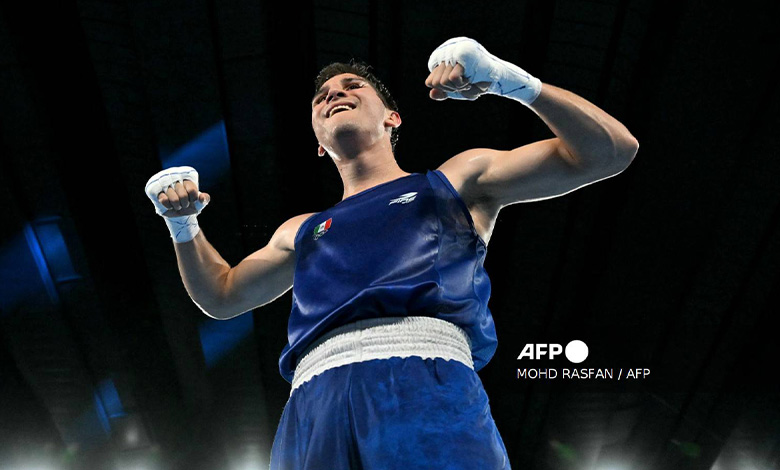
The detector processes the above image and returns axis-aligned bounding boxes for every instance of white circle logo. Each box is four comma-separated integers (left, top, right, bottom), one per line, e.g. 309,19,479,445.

565,340,588,363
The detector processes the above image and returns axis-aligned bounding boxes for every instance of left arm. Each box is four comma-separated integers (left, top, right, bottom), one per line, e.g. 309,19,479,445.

427,38,639,208
437,82,639,207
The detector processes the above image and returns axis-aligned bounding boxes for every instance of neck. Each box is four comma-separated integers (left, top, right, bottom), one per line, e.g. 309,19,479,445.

328,140,410,200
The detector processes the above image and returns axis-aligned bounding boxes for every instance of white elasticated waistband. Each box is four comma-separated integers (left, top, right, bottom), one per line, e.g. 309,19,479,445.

290,316,473,395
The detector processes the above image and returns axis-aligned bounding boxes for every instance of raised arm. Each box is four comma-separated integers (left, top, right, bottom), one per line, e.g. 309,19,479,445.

426,38,638,209
173,213,311,320
144,166,313,320
438,83,638,207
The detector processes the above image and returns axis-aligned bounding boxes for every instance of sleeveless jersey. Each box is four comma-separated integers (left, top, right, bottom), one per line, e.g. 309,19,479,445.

278,170,497,382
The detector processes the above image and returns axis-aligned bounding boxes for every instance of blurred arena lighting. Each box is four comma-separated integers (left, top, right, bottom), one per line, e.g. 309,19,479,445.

114,463,153,470
113,449,162,470
0,231,51,313
229,444,266,470
98,379,127,419
549,439,577,464
0,217,82,315
21,223,59,304
160,121,231,190
114,465,151,470
711,456,771,470
29,218,80,285
115,414,153,451
233,462,264,470
95,379,127,434
9,462,59,470
61,378,126,449
0,219,77,313
198,312,255,368
92,380,153,452
10,467,59,470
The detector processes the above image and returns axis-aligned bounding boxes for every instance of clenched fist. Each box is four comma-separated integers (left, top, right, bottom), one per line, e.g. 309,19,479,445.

425,62,491,101
144,166,210,243
157,179,210,217
145,166,210,217
425,37,542,105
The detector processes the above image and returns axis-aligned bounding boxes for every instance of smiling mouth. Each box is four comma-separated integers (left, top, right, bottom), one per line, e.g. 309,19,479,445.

328,105,354,118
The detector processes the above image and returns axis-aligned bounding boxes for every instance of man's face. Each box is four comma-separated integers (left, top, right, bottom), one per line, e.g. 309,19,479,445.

311,73,398,155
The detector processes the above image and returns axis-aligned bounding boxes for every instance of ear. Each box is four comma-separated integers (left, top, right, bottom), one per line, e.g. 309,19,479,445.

317,144,326,157
384,110,402,130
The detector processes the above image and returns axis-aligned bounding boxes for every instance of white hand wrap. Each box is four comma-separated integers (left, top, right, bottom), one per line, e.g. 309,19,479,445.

162,215,201,244
144,166,208,244
427,37,542,105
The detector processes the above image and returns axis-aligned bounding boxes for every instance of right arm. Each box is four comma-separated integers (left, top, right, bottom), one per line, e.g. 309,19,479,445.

173,213,313,320
144,166,314,320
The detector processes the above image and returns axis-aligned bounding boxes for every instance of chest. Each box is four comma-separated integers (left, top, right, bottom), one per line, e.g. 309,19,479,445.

296,183,440,277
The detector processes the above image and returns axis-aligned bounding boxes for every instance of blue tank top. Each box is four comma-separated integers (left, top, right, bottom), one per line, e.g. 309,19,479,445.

278,170,497,382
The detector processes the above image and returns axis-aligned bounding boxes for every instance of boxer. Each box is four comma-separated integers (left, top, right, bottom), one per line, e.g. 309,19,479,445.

145,37,638,469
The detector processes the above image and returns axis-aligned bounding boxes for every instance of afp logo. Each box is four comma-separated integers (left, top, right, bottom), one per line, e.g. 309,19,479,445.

517,340,589,364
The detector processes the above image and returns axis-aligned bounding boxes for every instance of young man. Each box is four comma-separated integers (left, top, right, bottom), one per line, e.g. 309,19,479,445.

145,37,638,469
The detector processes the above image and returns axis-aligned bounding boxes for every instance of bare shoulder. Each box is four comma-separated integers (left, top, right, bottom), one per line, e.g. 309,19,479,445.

436,148,496,196
436,149,503,245
269,212,318,252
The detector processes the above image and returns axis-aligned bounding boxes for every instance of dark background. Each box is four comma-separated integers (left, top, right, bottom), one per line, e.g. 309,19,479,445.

1,0,778,469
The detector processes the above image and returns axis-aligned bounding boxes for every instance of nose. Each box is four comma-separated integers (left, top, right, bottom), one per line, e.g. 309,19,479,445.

325,87,346,104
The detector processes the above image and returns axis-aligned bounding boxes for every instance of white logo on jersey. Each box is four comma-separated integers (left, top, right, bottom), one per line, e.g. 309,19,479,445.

389,192,417,205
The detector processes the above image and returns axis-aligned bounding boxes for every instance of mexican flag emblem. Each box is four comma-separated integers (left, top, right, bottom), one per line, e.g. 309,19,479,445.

312,218,332,240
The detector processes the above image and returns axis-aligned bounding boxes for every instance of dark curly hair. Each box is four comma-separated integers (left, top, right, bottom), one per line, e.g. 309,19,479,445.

314,60,400,152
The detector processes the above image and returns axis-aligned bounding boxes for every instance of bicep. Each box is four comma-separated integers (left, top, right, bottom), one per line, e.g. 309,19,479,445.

220,243,296,319
445,138,623,207
218,213,312,319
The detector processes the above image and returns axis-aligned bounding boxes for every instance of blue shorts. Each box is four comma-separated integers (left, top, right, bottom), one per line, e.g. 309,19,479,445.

270,356,511,469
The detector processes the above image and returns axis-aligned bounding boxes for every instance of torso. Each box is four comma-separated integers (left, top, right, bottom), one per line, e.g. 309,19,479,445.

278,170,499,380
282,168,500,251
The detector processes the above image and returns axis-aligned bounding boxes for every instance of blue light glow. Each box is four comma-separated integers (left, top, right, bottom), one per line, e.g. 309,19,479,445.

93,390,111,434
198,312,255,368
160,121,231,189
0,226,59,314
91,379,127,435
33,218,80,284
97,379,126,419
24,224,60,303
0,218,80,312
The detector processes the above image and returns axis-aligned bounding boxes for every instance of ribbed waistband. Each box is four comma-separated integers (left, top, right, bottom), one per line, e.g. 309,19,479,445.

291,316,473,395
